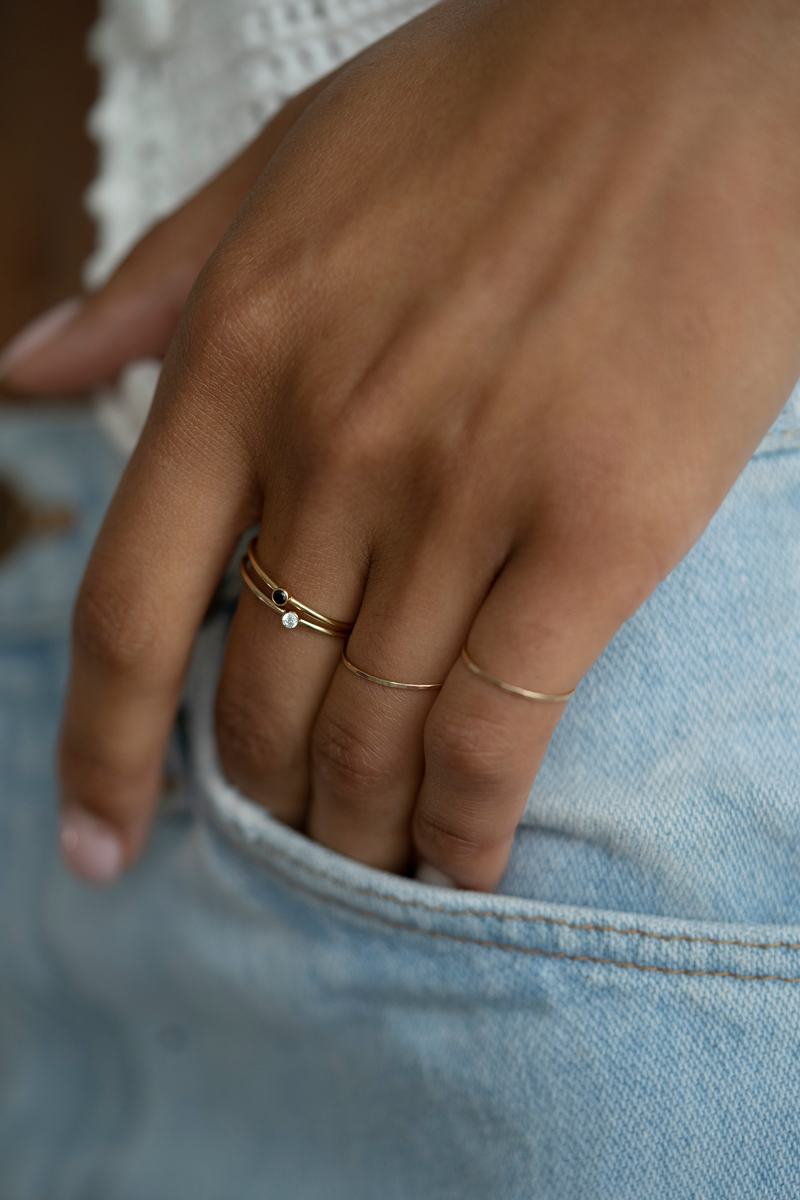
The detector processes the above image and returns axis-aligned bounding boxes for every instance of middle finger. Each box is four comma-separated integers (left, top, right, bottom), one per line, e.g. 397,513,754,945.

307,530,501,872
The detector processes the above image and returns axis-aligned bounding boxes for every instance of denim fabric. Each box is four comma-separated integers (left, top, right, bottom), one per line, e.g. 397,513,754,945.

3,397,800,1198
506,389,800,924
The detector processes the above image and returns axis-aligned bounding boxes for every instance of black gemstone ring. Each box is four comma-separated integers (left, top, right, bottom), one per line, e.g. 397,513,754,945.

240,538,354,638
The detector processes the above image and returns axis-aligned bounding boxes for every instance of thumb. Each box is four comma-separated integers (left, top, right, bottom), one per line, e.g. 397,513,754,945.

0,70,340,397
0,275,194,399
0,184,243,397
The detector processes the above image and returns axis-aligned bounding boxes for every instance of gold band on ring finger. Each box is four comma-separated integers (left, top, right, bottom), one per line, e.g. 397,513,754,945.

461,646,576,702
341,650,443,691
240,541,354,638
246,540,353,633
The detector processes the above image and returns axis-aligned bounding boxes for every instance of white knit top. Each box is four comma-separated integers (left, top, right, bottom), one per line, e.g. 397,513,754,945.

86,0,437,287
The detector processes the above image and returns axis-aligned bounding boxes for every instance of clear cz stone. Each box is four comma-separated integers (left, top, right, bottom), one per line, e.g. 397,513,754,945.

281,611,299,629
272,589,288,606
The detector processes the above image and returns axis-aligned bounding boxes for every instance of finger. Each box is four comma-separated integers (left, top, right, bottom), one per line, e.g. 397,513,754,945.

59,384,259,883
0,72,339,396
214,505,365,828
305,523,503,873
0,190,237,396
414,538,651,891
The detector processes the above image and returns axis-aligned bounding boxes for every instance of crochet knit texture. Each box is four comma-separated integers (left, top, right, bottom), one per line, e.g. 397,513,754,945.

86,0,437,286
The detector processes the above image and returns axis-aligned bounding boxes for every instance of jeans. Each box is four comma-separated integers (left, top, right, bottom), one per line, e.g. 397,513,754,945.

2,396,800,1198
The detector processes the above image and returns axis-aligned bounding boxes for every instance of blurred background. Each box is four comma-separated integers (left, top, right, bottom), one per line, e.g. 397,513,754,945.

0,0,97,352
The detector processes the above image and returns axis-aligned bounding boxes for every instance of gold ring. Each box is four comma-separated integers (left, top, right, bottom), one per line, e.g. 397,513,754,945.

461,646,575,702
341,650,443,690
241,539,354,638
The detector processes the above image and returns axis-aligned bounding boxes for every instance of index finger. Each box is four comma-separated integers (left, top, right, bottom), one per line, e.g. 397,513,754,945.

59,383,258,882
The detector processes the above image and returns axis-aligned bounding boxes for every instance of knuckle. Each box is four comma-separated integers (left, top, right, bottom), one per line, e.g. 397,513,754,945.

312,712,393,805
412,807,491,866
295,381,410,485
185,265,265,343
292,415,351,485
301,399,385,479
72,574,161,678
177,270,292,395
214,688,295,779
176,291,234,366
424,706,517,791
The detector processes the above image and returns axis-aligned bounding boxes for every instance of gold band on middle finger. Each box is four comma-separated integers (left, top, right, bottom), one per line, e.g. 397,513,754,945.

341,650,443,690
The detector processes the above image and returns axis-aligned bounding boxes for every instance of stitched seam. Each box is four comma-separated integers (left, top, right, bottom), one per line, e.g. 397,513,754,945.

213,810,800,955
264,855,800,985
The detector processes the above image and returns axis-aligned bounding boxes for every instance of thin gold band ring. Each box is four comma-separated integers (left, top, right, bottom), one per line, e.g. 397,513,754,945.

461,647,575,703
341,650,443,691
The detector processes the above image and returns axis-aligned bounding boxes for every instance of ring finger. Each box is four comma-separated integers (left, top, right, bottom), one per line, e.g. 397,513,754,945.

214,502,365,826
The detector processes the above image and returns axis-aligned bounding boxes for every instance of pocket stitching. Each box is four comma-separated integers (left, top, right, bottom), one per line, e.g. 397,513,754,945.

266,854,800,985
211,805,800,957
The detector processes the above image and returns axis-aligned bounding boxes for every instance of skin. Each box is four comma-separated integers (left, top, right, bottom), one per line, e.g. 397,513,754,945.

5,0,800,890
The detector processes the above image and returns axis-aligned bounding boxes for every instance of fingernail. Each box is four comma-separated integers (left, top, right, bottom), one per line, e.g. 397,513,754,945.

0,297,83,380
416,861,457,888
60,806,124,884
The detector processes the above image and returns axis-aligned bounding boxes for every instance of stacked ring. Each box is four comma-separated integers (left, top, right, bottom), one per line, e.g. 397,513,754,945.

240,536,576,700
240,539,354,638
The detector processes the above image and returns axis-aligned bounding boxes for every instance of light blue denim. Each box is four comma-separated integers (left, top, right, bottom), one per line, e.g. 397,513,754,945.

3,393,800,1198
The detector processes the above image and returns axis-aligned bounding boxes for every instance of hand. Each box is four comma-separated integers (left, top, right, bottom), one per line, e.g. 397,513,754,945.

33,0,800,887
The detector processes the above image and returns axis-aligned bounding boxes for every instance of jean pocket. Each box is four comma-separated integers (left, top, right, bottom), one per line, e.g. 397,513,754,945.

176,618,800,1200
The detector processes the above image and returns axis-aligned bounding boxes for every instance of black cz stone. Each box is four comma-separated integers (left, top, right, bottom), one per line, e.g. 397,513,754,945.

272,589,288,606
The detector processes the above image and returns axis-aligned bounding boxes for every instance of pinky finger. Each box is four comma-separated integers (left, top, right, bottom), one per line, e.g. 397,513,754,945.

413,549,629,891
414,666,565,892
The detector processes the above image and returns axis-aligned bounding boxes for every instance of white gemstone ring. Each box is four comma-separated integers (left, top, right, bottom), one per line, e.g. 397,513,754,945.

239,539,354,639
